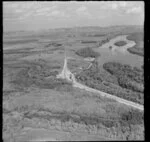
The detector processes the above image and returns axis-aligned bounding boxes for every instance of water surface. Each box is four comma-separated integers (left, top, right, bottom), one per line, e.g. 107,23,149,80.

95,35,143,68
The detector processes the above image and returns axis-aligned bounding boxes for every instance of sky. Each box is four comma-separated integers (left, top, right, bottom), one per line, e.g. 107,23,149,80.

3,1,144,32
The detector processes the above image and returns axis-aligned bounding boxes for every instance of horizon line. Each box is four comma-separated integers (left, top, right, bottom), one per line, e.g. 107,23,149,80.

3,24,144,33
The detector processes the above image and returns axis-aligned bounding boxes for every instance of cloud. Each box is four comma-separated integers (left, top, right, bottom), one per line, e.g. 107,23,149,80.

118,2,127,7
76,6,92,18
36,7,51,13
76,6,87,12
126,6,143,14
111,3,118,10
3,2,20,8
35,6,57,15
99,1,144,17
3,2,36,21
46,10,70,18
100,1,130,10
14,9,23,13
3,2,59,21
100,2,118,10
19,2,36,9
18,11,34,20
97,15,107,19
35,7,53,16
4,2,69,21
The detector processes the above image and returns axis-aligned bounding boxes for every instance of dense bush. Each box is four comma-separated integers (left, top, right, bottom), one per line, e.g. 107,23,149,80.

99,38,110,46
81,40,97,44
114,41,127,46
120,109,143,126
127,47,144,56
76,47,100,58
127,32,143,42
11,65,72,90
103,62,144,87
126,32,144,56
118,76,144,93
75,61,144,104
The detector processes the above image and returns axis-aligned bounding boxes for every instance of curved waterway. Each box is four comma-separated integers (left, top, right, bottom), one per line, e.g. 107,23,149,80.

95,35,143,68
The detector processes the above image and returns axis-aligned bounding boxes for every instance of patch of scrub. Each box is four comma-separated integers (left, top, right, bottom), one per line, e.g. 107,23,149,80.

9,62,72,93
114,41,127,46
3,39,38,45
76,47,100,58
126,32,144,56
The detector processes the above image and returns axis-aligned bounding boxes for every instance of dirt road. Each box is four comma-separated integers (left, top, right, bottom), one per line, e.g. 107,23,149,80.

57,57,144,111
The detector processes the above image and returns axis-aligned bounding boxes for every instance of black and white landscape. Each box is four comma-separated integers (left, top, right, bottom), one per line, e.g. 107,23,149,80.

3,1,144,141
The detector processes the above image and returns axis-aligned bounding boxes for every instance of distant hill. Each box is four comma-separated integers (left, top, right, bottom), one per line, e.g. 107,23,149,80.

3,25,143,40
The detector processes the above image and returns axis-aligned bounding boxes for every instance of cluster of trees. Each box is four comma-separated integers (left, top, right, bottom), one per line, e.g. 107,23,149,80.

29,65,72,90
118,76,144,93
114,41,127,46
11,68,34,89
92,34,106,37
76,47,100,58
81,40,97,44
75,61,144,104
126,32,143,42
127,47,144,56
12,64,72,91
45,42,62,48
103,62,144,91
126,32,144,56
120,109,143,127
99,38,110,46
23,105,144,140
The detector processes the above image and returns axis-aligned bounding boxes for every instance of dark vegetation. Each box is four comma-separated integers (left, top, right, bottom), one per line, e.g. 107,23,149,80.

50,47,64,51
13,104,143,140
3,48,53,57
44,42,62,48
126,32,144,56
91,34,106,37
10,63,72,91
15,104,143,129
3,48,34,54
120,109,143,126
81,40,98,44
127,32,143,42
103,62,144,90
98,38,110,46
109,46,112,50
83,34,106,37
75,61,144,104
75,47,100,58
127,47,144,56
114,41,127,46
3,39,38,45
68,59,90,72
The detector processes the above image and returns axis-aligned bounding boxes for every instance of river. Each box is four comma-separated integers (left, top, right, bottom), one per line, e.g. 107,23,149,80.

94,35,143,68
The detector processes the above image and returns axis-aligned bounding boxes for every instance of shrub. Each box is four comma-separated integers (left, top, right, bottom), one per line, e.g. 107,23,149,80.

76,47,100,58
75,61,144,104
120,109,143,126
